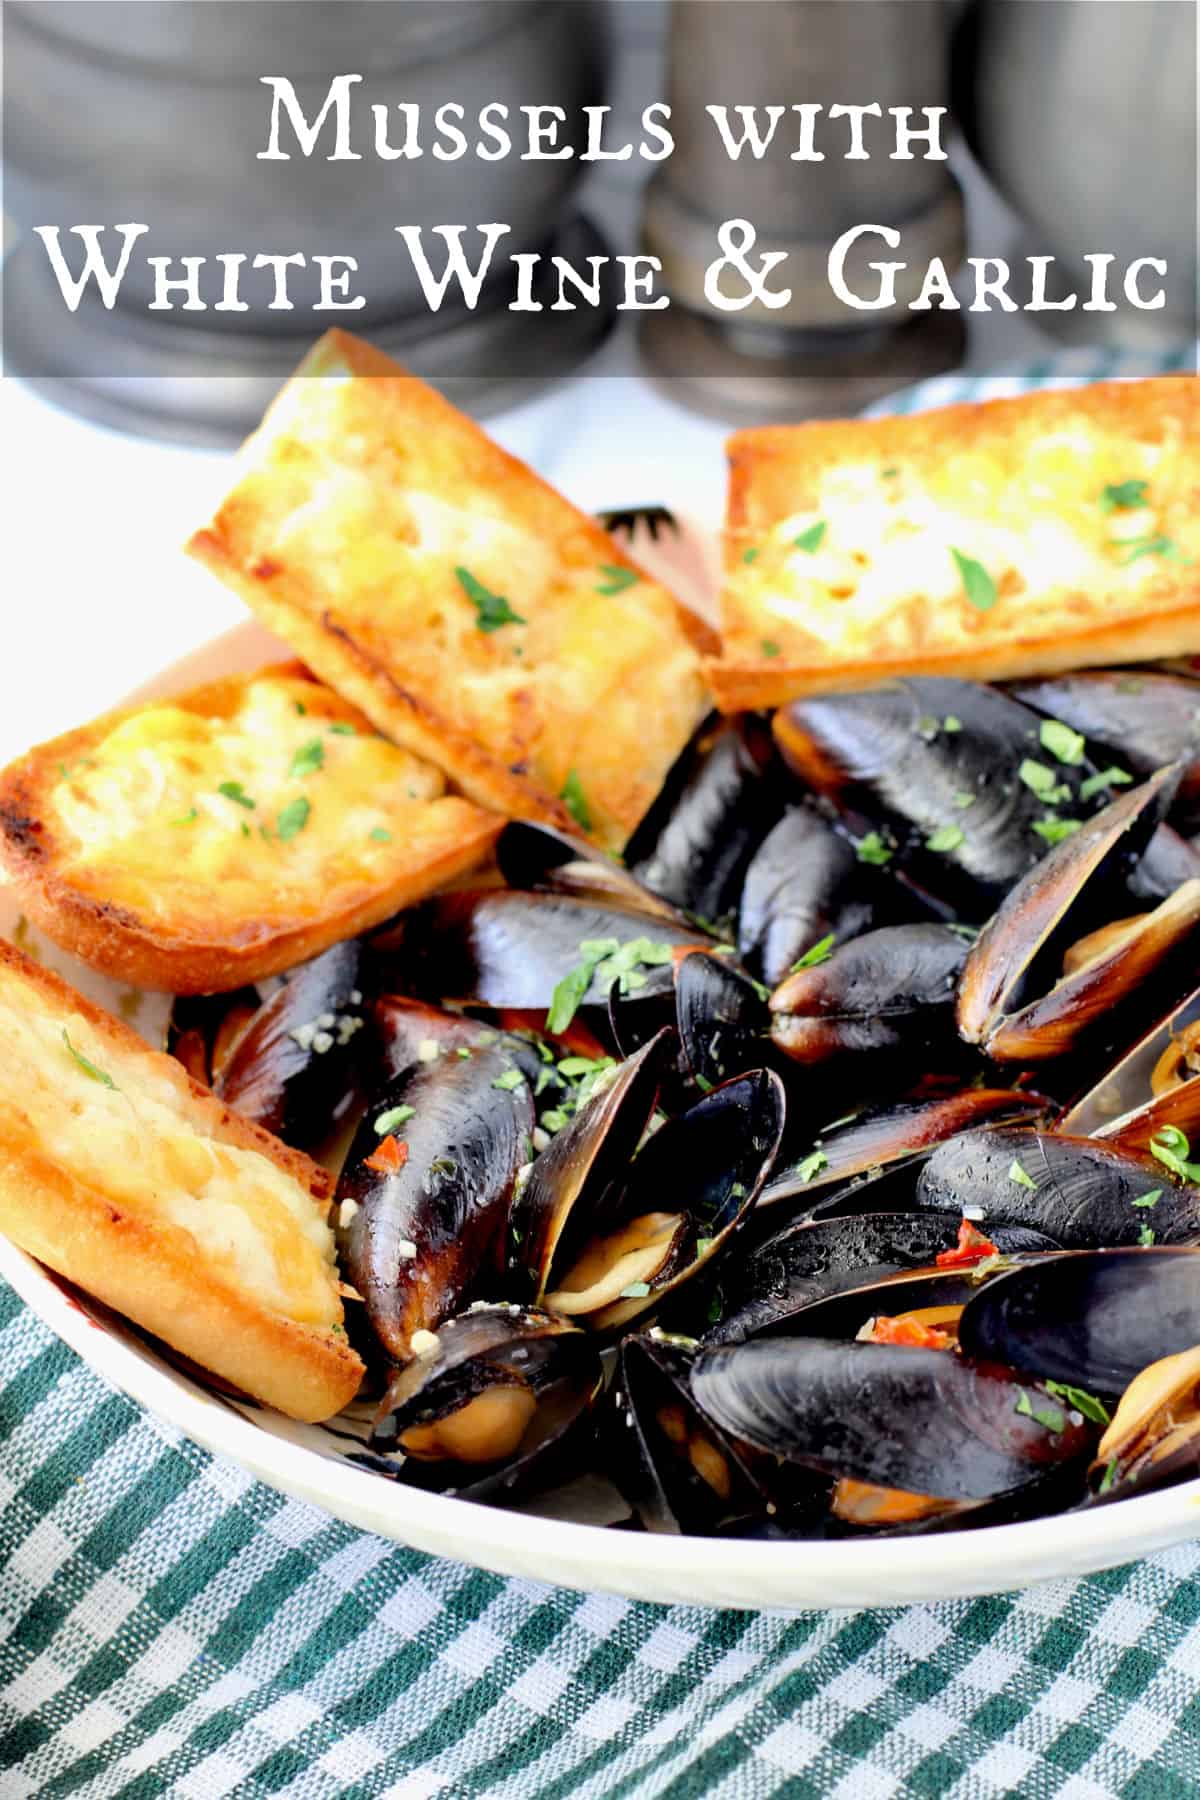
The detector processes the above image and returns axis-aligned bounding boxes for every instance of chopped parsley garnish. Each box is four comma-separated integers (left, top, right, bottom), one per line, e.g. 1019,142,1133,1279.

742,547,760,565
374,1104,416,1135
881,466,900,479
276,796,311,842
620,1282,651,1299
561,769,591,833
760,639,781,659
1032,815,1082,846
369,828,393,843
793,521,827,553
170,808,198,826
217,780,255,809
1008,1159,1036,1190
1045,1381,1110,1426
289,738,325,779
546,936,674,1035
492,1068,526,1093
943,715,962,733
1138,1224,1157,1247
791,934,835,971
596,563,638,595
1119,535,1192,567
557,1055,614,1080
795,1150,828,1184
62,1029,116,1090
1019,759,1071,804
1098,1457,1120,1495
1079,767,1133,802
926,825,965,854
951,548,998,612
456,1046,473,1060
293,700,307,716
327,722,356,736
1014,1390,1066,1434
1039,720,1086,765
240,822,251,839
1100,479,1149,513
953,791,975,810
693,1073,714,1093
456,565,526,632
1150,1124,1200,1184
695,1237,717,1257
854,831,893,866
1132,1190,1162,1209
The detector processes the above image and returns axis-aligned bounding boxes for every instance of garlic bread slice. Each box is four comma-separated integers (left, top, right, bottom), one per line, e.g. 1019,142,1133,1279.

0,663,499,993
0,942,363,1421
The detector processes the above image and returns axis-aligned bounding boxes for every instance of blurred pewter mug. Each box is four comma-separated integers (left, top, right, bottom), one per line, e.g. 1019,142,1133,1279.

954,0,1198,346
3,0,612,439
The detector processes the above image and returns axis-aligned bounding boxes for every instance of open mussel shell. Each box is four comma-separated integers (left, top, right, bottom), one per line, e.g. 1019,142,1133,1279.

737,807,877,988
773,678,1057,904
495,821,687,926
756,1257,1052,1345
542,1068,786,1333
957,767,1183,1059
368,1305,602,1503
691,1336,1096,1502
769,924,968,1065
374,890,708,1009
337,1039,535,1362
508,1029,671,1304
1060,985,1200,1151
957,1247,1200,1396
759,1089,1044,1218
1087,1344,1200,1505
624,713,784,924
1012,670,1200,820
707,1211,1058,1346
602,1331,773,1533
915,1126,1200,1247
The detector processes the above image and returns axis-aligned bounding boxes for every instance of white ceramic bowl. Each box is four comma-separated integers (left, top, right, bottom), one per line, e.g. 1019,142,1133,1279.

3,604,1198,1612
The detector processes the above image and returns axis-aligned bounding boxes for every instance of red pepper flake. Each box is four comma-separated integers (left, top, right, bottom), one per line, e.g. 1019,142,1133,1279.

936,1218,999,1268
867,1314,954,1351
364,1134,408,1175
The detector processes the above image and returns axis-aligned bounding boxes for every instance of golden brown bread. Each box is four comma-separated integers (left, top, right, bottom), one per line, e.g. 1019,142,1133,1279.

708,376,1200,711
187,330,714,853
0,663,500,993
0,941,364,1421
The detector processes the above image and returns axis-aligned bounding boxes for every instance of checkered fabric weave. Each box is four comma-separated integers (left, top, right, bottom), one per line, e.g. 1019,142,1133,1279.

3,350,1200,1800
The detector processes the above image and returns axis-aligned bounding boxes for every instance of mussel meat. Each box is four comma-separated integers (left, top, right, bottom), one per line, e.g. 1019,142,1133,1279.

1088,1344,1200,1503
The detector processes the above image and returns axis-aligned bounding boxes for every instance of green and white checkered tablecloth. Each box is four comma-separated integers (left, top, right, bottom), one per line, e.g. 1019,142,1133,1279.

3,348,1200,1800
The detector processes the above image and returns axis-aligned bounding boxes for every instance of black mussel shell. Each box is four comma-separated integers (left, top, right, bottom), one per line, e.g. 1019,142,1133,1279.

368,1305,602,1502
495,821,686,925
624,714,784,924
675,951,771,1091
737,807,877,988
957,767,1185,1060
759,1089,1044,1216
338,1040,535,1362
371,995,565,1108
509,1030,671,1303
168,986,265,1087
691,1336,1096,1501
213,941,367,1148
542,1069,786,1332
915,1126,1200,1247
770,923,968,1064
373,891,708,1010
602,1332,770,1533
1012,670,1200,820
958,1247,1200,1395
773,678,1057,904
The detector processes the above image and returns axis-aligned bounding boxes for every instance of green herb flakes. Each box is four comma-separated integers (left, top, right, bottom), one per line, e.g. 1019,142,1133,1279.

456,565,526,631
1098,1457,1120,1495
1008,1159,1036,1190
791,934,835,971
1045,1381,1111,1426
217,780,255,809
596,563,638,595
1119,535,1192,567
561,769,591,833
546,936,674,1035
695,1237,717,1257
1100,479,1149,513
374,1104,416,1135
1014,1390,1066,1434
694,1073,714,1093
170,808,198,826
491,1068,526,1093
289,739,325,779
793,521,827,553
1039,720,1087,765
540,1109,569,1133
293,699,307,716
760,639,781,659
926,825,965,854
276,797,310,842
1132,1190,1162,1209
1019,759,1071,803
854,831,893,866
327,722,357,736
62,1029,116,1090
951,548,998,612
620,1282,651,1299
1138,1224,1157,1247
1032,815,1082,846
942,716,963,733
953,791,975,810
1150,1124,1200,1184
796,1150,828,1184
742,547,760,565
369,828,393,843
1079,767,1133,801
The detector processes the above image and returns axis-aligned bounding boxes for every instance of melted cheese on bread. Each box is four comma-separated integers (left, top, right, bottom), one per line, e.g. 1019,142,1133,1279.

709,377,1200,710
0,963,339,1327
188,331,712,851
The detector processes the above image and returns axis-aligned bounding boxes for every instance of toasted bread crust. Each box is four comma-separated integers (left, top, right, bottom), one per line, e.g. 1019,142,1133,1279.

188,331,713,852
0,941,363,1421
708,376,1200,709
0,664,501,994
